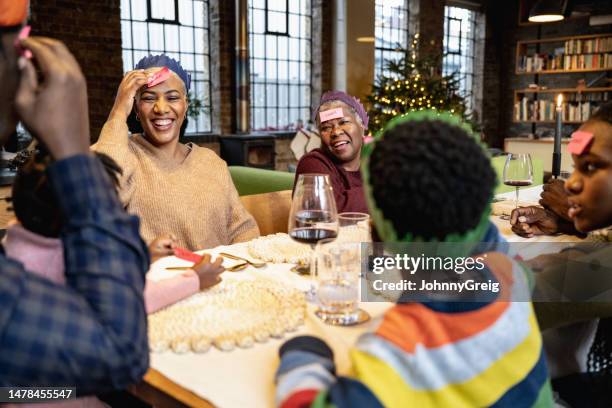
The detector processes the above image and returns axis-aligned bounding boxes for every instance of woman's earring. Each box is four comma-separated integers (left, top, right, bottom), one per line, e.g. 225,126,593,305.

136,114,140,122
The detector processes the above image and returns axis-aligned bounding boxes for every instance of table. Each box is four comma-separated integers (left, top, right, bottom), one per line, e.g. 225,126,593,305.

132,186,584,407
133,242,391,408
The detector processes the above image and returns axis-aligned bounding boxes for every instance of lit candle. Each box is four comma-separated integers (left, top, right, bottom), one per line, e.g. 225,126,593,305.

553,94,563,178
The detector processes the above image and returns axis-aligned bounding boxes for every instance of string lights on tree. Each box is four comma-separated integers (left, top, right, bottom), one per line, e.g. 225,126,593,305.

367,33,475,134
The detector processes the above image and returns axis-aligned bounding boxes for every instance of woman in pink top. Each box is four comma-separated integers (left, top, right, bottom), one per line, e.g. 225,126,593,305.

2,149,223,407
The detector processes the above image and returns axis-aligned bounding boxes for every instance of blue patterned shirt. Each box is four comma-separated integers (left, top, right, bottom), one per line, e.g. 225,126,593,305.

0,154,150,394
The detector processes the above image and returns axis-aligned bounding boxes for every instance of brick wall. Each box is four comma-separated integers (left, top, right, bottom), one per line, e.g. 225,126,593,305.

30,0,123,142
416,0,445,62
311,0,334,105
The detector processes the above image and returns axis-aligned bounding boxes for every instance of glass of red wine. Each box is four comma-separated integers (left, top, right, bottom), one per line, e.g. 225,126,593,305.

502,153,533,219
288,174,339,301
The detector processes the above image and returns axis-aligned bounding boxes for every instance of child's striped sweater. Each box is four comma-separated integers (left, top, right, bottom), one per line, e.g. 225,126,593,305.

275,252,553,408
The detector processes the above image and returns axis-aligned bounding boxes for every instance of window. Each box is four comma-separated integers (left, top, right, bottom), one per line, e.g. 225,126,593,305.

249,0,312,131
443,5,484,116
374,0,409,79
120,0,212,133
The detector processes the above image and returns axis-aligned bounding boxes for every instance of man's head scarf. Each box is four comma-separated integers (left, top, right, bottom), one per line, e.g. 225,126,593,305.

0,0,28,27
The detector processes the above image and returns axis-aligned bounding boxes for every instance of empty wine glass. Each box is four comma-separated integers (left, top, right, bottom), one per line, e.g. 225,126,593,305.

288,174,338,301
502,153,533,219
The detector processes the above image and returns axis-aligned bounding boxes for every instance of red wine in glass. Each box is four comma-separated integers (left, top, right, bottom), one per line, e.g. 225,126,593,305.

290,228,338,244
503,180,532,187
502,154,534,219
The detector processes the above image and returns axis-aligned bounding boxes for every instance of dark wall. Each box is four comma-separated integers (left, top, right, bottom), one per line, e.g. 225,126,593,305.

30,0,123,142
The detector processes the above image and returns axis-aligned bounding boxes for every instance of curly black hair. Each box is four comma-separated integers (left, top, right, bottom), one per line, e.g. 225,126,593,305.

11,149,123,238
590,100,612,124
368,120,496,241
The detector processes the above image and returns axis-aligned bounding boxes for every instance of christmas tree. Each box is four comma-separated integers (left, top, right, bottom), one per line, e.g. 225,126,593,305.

367,34,473,134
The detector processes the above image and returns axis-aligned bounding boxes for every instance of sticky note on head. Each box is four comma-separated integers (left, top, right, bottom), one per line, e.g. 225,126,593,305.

147,67,171,88
319,108,344,123
14,25,32,59
173,247,203,264
568,131,594,155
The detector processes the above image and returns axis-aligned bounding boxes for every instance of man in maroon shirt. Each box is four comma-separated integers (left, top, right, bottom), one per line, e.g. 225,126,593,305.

294,91,369,213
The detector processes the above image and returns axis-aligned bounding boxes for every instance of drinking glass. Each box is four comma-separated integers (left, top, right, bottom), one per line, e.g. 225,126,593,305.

315,238,370,326
502,153,533,219
288,174,339,300
337,212,371,244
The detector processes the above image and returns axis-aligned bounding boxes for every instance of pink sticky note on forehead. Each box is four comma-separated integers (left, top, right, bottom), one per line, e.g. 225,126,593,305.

14,25,32,59
147,67,171,88
568,131,594,155
319,108,344,123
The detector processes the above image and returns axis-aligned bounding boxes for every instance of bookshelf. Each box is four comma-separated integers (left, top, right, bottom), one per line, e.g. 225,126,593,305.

513,87,612,124
516,33,612,75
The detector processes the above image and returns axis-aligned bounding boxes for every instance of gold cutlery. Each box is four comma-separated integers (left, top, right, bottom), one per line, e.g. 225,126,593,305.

166,262,248,272
218,252,267,268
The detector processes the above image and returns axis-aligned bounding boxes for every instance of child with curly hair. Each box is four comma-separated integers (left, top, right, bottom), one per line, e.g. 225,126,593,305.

275,111,553,408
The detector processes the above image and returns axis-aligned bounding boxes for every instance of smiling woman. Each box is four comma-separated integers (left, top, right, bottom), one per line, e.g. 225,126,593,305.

293,90,370,214
92,54,259,250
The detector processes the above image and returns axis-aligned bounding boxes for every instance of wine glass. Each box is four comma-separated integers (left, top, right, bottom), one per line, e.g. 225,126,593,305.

502,153,533,219
288,174,339,300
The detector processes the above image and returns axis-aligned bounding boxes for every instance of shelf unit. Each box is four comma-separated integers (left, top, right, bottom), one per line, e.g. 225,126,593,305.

516,33,612,75
513,87,612,124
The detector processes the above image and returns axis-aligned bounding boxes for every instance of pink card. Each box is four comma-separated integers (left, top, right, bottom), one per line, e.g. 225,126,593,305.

568,131,594,155
147,67,171,88
319,108,344,123
174,247,202,264
14,25,32,59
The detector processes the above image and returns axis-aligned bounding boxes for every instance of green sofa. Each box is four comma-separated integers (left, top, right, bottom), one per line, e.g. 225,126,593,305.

229,166,295,196
491,156,544,195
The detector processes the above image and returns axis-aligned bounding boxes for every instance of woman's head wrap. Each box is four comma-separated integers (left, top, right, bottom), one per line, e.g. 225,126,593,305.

135,54,191,91
312,90,369,129
362,110,493,248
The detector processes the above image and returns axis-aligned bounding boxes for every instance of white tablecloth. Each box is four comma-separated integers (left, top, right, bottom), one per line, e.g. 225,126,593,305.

149,185,583,408
148,243,391,408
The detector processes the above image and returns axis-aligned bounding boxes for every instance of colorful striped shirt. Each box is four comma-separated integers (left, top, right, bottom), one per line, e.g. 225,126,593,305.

276,252,553,408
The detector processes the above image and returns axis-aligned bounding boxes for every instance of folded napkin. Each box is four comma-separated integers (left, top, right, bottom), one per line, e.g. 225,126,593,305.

491,200,540,217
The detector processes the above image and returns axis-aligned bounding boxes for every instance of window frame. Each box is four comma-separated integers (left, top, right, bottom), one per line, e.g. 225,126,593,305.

146,0,180,25
264,0,289,36
248,0,313,131
374,0,410,79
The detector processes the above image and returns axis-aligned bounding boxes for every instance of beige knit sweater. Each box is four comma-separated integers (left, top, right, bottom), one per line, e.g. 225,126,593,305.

91,119,259,250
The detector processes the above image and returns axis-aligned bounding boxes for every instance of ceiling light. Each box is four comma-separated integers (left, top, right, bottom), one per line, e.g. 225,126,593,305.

528,0,567,23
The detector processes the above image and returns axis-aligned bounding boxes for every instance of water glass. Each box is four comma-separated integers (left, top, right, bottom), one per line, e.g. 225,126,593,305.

315,239,370,326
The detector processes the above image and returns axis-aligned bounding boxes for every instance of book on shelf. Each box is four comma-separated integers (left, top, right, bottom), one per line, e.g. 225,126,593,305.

565,37,612,55
517,36,612,72
514,92,610,122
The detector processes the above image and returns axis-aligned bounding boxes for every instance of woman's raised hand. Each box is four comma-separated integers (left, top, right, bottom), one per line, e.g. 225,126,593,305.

109,70,148,121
